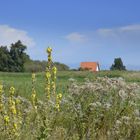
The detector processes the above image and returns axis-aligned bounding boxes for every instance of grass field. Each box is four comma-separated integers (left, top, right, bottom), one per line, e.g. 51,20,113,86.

0,70,140,139
0,70,140,99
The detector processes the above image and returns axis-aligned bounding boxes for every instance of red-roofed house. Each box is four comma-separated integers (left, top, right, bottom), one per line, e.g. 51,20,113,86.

80,62,100,72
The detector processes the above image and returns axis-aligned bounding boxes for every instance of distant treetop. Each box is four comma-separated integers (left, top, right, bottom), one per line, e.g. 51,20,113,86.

110,58,126,71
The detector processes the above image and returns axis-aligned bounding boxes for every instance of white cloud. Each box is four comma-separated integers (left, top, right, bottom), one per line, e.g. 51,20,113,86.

65,32,87,42
92,24,140,47
96,24,140,37
120,24,140,31
0,25,35,47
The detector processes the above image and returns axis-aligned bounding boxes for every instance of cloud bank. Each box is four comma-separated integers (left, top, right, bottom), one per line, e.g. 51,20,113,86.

65,32,87,42
0,25,35,47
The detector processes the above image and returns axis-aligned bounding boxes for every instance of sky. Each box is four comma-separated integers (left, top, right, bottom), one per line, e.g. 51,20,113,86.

0,0,140,70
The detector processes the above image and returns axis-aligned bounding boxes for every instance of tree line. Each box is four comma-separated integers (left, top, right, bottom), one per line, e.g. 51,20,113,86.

0,40,69,72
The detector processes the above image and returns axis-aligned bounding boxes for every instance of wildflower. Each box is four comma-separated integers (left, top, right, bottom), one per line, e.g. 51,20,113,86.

116,120,122,126
31,92,37,106
31,91,36,99
48,56,52,61
90,102,102,108
46,71,51,79
55,104,60,112
47,47,52,54
51,81,55,89
118,89,128,100
55,93,62,111
32,73,36,82
13,123,18,130
15,98,21,104
57,93,62,99
121,116,131,121
32,73,35,79
104,103,111,110
0,84,3,93
9,86,15,95
52,66,57,75
10,105,17,115
134,109,140,117
0,103,3,110
0,84,3,112
4,115,10,125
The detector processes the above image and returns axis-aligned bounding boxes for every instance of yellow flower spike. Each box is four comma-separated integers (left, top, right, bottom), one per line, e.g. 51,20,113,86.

48,56,52,61
55,104,60,111
55,93,62,111
46,71,51,79
13,123,18,130
4,115,10,125
32,73,36,81
31,93,36,99
12,100,16,105
0,84,3,92
9,86,15,95
8,97,12,105
31,72,38,109
47,47,52,54
57,93,62,99
10,105,17,115
0,103,3,111
52,66,57,74
15,98,21,104
51,81,55,89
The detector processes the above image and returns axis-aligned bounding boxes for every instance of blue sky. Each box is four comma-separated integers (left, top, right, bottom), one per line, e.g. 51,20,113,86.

0,0,140,70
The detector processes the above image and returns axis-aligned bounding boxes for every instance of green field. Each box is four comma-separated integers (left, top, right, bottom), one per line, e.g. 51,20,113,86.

0,70,140,99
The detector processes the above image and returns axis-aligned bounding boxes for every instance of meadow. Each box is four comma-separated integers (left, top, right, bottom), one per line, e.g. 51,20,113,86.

0,70,140,99
0,48,140,139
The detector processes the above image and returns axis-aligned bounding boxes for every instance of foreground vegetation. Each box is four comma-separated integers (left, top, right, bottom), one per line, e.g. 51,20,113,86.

0,72,140,139
0,48,140,139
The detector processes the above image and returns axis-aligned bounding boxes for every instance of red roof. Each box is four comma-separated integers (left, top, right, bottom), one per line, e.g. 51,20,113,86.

80,62,99,72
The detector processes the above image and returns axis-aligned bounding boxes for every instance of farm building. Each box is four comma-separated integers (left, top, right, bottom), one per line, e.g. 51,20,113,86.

80,62,100,72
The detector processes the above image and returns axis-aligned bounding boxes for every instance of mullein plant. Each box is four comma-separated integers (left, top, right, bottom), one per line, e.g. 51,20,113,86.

45,47,62,110
0,83,10,135
8,87,18,135
45,47,52,100
31,73,37,110
0,84,3,113
55,93,62,111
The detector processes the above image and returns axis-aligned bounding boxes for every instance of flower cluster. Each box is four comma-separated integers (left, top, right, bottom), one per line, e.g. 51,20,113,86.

45,47,60,104
55,93,62,111
67,76,140,139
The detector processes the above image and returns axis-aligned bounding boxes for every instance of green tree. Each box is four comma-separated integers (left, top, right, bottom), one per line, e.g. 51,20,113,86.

0,46,14,72
110,58,126,71
10,40,28,72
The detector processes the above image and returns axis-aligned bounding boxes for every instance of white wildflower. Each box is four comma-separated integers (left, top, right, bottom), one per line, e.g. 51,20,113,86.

116,120,122,126
90,102,102,108
134,109,140,117
104,103,111,110
121,116,131,121
118,90,128,100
